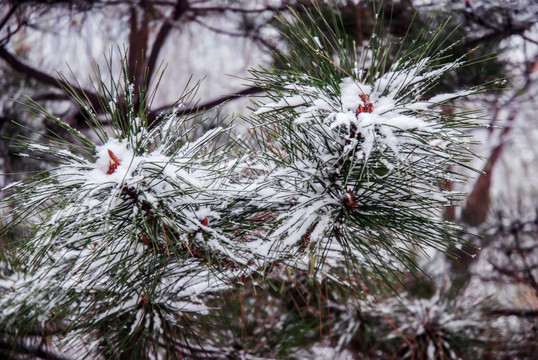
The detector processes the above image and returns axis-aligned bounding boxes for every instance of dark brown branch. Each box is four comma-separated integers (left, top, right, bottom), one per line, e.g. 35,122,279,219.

463,29,521,49
149,85,262,119
461,114,514,227
145,0,189,89
0,3,19,31
0,46,104,109
485,308,538,317
0,4,25,47
521,34,538,46
128,5,149,91
31,92,70,102
0,20,25,47
0,340,73,360
189,5,289,14
29,85,263,128
460,142,503,227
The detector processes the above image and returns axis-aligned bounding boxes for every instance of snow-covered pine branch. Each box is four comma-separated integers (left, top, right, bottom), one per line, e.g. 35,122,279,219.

244,7,486,285
0,4,490,358
0,66,269,357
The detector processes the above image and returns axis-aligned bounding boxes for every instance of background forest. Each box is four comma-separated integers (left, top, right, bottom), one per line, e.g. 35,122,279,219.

0,0,537,359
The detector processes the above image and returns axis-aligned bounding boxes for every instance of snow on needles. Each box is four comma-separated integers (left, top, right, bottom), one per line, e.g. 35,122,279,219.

249,55,478,282
0,100,256,354
0,44,482,356
257,60,471,166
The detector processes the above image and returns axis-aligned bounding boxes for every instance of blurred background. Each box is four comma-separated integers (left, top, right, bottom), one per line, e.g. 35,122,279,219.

1,0,537,358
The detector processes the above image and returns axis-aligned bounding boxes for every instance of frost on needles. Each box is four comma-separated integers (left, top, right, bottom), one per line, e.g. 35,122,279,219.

0,7,487,359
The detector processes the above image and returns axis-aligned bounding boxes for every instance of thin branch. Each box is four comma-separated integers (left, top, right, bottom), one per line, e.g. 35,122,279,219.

191,17,281,54
0,4,25,47
189,5,289,14
25,84,263,126
521,33,538,46
31,92,70,102
149,85,263,119
0,3,19,31
0,340,73,360
485,308,538,318
0,20,25,47
0,46,104,109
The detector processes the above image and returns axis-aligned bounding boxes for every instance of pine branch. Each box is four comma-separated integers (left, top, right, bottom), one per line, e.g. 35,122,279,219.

0,3,494,358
